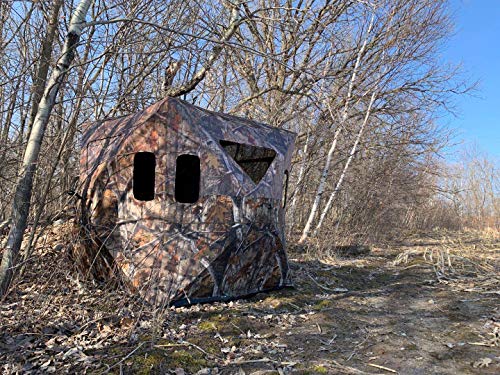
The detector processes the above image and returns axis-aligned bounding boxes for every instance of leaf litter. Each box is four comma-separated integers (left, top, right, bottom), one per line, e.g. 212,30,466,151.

0,223,498,374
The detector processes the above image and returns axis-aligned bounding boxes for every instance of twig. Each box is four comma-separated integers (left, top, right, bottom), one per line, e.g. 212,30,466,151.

305,270,335,292
180,340,212,357
320,333,338,345
156,340,220,359
347,329,370,361
231,358,297,367
368,363,398,373
155,343,186,348
104,342,144,373
230,321,246,335
468,341,494,347
232,357,275,365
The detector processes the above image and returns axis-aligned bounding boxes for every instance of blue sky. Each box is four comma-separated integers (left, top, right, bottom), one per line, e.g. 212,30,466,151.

440,0,500,161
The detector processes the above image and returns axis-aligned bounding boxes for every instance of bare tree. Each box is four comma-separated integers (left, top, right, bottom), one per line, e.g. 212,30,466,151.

299,9,376,243
0,0,470,293
0,0,92,296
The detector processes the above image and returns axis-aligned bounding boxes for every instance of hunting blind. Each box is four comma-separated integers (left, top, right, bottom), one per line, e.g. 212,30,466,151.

79,97,295,306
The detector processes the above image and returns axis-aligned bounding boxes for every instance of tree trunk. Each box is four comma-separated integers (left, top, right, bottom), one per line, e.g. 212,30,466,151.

0,0,92,296
314,92,377,234
25,0,64,143
298,13,375,244
288,129,310,228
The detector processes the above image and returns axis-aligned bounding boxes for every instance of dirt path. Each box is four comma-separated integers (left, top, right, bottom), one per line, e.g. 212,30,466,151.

278,249,499,374
163,244,498,374
1,229,498,374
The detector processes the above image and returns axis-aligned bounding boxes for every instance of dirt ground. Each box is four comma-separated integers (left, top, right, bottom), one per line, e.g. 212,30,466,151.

0,225,498,374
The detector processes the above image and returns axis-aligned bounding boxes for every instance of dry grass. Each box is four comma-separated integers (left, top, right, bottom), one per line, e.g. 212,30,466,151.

393,229,499,297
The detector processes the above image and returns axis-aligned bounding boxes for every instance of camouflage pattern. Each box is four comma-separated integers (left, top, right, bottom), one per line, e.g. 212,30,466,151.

79,97,296,306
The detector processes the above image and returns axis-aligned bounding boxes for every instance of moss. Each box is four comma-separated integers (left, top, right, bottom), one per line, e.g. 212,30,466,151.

281,363,329,375
294,362,313,374
186,336,222,356
196,314,253,335
196,314,232,332
312,365,328,373
260,295,309,310
312,299,333,310
230,316,255,333
314,269,340,280
124,348,208,374
130,350,166,375
198,320,218,331
169,350,208,370
405,343,419,351
450,329,479,342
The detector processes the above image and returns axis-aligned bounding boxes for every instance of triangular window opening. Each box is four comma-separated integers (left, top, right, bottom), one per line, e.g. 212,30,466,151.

220,140,276,184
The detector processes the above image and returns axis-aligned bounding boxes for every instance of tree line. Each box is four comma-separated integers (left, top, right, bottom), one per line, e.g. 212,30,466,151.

0,0,481,294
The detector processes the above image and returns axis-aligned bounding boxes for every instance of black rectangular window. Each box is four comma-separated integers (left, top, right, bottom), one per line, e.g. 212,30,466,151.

175,154,200,203
133,152,155,201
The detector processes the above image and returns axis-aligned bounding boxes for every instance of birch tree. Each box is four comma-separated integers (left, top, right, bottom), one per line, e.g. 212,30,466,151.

0,0,92,296
298,10,376,244
313,91,377,234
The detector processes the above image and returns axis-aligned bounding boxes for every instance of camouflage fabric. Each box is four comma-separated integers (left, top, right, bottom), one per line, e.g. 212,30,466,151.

79,97,296,306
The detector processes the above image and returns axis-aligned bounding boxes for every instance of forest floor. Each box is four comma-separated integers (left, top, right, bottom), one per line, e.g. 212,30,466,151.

0,224,499,374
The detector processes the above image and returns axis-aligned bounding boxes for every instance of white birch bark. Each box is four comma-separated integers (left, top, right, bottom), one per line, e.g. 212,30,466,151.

0,0,92,295
26,0,64,142
298,13,375,244
313,91,377,234
288,129,310,225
